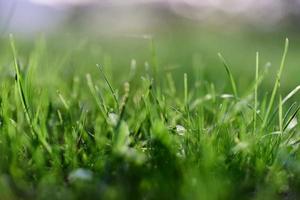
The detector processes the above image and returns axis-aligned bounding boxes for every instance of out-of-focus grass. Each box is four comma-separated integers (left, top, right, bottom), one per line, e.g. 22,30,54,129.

0,29,300,199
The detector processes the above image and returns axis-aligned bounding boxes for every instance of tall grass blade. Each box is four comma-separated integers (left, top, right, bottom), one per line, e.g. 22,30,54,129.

9,34,33,133
279,95,283,134
262,38,289,128
254,52,259,133
96,64,119,111
86,73,107,118
218,53,238,98
184,73,188,107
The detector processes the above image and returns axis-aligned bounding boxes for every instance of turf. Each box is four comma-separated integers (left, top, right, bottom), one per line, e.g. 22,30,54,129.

0,35,300,200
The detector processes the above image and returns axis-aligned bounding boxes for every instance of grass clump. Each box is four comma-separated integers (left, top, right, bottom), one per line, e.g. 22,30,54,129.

0,36,300,200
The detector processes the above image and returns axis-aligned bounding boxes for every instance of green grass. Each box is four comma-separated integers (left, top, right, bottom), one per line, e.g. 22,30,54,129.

0,35,300,200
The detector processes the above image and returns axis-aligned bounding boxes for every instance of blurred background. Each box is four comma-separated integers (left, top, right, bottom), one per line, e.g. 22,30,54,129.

2,0,300,35
1,0,300,91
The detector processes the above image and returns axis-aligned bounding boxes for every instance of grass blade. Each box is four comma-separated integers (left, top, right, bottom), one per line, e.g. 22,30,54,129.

86,73,108,117
184,73,188,108
267,85,300,127
96,64,119,111
9,34,33,133
284,105,300,131
262,38,289,128
279,95,283,134
218,53,238,98
254,52,259,133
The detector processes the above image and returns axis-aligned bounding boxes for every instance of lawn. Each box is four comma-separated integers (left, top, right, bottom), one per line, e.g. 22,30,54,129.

0,31,300,200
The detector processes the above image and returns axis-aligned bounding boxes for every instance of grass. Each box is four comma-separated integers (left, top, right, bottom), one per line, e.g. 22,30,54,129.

0,35,300,200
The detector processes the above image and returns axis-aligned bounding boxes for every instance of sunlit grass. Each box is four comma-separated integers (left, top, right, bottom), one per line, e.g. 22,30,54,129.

0,36,300,200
